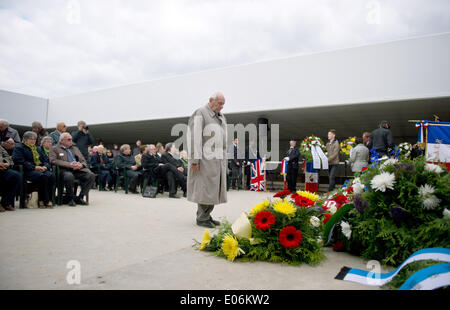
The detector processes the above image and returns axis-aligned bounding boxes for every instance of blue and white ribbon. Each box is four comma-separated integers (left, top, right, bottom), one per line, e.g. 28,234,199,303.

335,248,450,287
399,263,450,290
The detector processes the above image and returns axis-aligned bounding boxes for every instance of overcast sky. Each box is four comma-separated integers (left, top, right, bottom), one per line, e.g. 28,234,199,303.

0,0,449,98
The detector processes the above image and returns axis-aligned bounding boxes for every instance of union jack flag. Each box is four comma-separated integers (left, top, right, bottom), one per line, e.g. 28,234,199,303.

250,158,265,191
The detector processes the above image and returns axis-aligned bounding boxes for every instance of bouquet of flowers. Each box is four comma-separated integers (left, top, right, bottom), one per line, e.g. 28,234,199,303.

197,190,326,265
299,135,327,161
340,137,356,159
391,142,412,160
328,157,449,266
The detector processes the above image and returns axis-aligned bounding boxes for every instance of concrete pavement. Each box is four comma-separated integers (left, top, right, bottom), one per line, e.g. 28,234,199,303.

0,189,382,290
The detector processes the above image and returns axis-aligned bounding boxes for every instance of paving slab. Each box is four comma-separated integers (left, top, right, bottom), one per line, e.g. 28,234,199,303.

0,189,383,290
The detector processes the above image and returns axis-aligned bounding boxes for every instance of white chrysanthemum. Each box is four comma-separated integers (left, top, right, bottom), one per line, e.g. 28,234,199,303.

340,221,352,239
423,195,440,210
371,172,396,192
418,184,436,197
380,158,398,169
425,163,444,174
310,216,321,227
353,182,365,195
443,209,450,220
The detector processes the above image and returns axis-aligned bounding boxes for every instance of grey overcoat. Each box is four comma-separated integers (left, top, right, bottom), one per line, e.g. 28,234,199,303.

187,104,227,205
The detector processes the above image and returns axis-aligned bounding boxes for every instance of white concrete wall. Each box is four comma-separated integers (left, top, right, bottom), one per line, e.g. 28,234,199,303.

48,33,450,127
0,90,48,126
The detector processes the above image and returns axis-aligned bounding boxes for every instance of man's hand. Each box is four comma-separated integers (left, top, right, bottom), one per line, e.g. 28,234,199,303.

131,165,137,171
191,163,199,173
35,166,46,172
0,162,9,171
158,163,164,166
177,167,184,172
70,162,83,170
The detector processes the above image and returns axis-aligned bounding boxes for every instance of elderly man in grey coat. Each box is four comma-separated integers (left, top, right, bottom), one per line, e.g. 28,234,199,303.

187,92,227,228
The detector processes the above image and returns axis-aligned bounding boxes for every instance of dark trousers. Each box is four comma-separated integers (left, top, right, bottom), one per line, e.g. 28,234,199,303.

62,170,95,200
98,169,113,188
231,165,242,189
0,168,21,207
197,204,214,222
286,167,299,193
156,164,186,195
328,164,339,191
126,170,142,192
245,165,251,189
25,170,55,204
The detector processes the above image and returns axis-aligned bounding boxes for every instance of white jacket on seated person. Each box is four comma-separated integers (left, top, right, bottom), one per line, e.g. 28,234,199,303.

349,143,369,173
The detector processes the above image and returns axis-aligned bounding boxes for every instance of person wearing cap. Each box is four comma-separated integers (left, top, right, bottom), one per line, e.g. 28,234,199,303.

284,138,300,193
71,120,95,162
367,121,394,156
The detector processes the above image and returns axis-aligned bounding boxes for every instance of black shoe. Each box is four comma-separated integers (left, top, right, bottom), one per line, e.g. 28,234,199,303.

169,194,180,199
183,192,187,198
74,197,88,205
196,220,214,228
68,200,76,207
210,218,221,226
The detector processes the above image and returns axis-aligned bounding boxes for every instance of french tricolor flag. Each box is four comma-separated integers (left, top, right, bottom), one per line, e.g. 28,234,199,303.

280,159,287,175
305,161,319,193
425,121,450,171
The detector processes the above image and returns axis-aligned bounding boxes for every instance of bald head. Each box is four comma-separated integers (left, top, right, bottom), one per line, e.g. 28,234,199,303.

56,122,66,133
209,92,225,114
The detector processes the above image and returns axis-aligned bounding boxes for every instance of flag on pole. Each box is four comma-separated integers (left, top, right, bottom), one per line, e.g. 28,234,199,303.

424,121,450,170
250,158,265,191
305,161,319,193
280,159,287,175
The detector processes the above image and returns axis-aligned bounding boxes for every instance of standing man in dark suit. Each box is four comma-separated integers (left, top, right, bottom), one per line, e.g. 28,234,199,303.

161,143,187,198
228,138,244,190
284,138,300,193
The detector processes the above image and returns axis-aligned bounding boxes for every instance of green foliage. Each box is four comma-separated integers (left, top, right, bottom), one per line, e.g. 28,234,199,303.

347,157,450,266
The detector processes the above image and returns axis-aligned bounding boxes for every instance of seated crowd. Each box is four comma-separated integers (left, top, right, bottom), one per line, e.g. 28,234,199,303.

0,119,189,212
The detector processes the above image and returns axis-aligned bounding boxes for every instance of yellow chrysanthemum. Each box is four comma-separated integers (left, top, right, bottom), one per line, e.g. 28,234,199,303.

273,199,296,216
249,200,270,216
296,190,320,202
200,229,211,250
221,234,244,261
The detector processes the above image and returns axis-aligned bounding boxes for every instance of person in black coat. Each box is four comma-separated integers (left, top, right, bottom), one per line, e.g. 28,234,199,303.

367,121,394,156
228,138,244,190
284,138,300,193
12,131,55,208
90,145,113,190
161,143,187,198
71,121,95,162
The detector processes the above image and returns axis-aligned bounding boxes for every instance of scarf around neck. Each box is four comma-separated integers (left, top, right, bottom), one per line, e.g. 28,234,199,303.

24,142,41,166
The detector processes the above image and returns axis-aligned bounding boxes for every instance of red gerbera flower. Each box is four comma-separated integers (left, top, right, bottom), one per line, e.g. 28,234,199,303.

290,192,299,199
254,211,276,231
294,195,314,207
273,189,291,198
346,187,353,194
323,214,332,224
361,166,368,172
279,226,303,248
